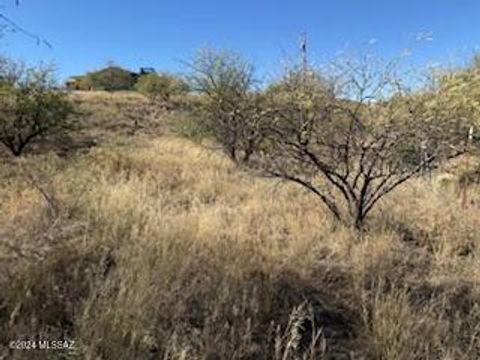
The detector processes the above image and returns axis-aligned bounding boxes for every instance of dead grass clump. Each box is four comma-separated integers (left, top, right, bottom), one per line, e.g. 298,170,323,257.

362,288,447,359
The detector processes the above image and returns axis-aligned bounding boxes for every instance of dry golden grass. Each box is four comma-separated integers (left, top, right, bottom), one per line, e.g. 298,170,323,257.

0,93,480,359
70,91,169,145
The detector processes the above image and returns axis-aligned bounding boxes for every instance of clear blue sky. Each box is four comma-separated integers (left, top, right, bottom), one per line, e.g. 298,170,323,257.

1,0,480,81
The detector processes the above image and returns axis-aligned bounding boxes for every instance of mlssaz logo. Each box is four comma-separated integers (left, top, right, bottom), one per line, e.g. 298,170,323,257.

38,340,75,350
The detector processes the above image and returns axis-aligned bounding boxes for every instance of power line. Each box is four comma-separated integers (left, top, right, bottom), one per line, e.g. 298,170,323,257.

0,1,51,48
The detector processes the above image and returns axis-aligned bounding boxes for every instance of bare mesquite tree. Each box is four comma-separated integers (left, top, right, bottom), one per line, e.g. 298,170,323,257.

257,53,470,228
186,48,268,163
0,59,76,156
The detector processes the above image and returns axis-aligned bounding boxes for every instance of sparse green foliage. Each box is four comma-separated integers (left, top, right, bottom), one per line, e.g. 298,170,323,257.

186,48,267,163
135,73,188,106
266,66,332,99
438,59,480,122
430,59,480,152
0,60,76,156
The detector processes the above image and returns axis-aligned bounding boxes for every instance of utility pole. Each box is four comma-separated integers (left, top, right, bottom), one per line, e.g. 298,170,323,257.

300,32,309,82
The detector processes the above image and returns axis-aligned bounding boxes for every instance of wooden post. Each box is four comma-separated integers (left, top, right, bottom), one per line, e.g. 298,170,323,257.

461,126,474,209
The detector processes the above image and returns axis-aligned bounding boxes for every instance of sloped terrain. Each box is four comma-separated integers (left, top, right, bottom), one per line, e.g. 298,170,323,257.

0,94,479,359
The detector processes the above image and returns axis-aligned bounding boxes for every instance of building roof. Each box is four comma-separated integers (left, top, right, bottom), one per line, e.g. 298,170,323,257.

140,67,156,75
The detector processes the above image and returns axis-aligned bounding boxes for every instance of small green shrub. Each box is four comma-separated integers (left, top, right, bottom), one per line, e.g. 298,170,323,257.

135,73,188,106
0,61,77,156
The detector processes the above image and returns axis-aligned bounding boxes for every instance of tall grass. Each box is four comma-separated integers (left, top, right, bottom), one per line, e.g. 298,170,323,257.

1,119,479,358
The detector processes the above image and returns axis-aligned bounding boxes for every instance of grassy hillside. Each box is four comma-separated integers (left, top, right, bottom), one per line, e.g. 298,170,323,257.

1,92,479,359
